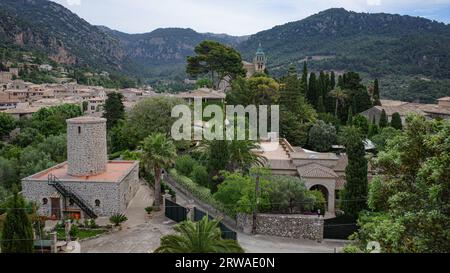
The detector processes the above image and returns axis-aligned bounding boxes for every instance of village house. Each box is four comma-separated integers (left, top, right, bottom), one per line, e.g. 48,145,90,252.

177,87,226,105
255,138,356,215
22,117,140,219
360,97,450,125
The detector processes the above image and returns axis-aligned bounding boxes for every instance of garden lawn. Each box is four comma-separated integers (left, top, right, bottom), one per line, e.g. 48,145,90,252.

56,228,107,241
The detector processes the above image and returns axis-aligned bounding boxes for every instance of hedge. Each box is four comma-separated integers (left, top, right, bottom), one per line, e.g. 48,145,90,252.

168,169,225,213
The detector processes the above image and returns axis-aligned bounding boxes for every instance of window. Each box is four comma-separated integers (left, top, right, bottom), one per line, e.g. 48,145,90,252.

78,126,81,134
95,199,101,207
91,106,96,111
42,198,48,205
69,198,75,206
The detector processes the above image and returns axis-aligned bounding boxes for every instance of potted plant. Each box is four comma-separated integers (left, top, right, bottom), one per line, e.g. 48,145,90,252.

109,214,128,231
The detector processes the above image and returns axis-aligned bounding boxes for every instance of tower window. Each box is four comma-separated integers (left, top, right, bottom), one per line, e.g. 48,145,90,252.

78,126,81,134
42,198,48,205
95,200,101,207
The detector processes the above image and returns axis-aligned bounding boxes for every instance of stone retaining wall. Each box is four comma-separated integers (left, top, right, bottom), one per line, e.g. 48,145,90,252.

237,213,324,242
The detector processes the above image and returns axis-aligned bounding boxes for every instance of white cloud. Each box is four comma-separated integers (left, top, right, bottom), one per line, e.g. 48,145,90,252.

66,0,81,6
367,0,382,6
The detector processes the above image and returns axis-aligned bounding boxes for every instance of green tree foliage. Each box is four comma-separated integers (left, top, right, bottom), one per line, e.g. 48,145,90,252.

390,112,403,130
340,126,368,217
213,172,270,217
300,62,308,94
227,76,280,106
187,40,245,90
0,157,19,190
206,140,230,180
267,176,314,214
372,79,381,106
1,192,34,253
308,120,337,152
175,155,198,177
329,87,348,118
352,115,370,136
191,165,209,188
35,134,67,163
155,216,244,253
351,116,450,252
108,120,131,154
370,127,401,152
306,72,319,107
27,104,82,136
0,112,16,138
141,133,177,208
379,109,388,128
19,146,55,178
124,97,185,146
103,92,125,129
12,128,44,148
228,140,267,173
195,78,213,89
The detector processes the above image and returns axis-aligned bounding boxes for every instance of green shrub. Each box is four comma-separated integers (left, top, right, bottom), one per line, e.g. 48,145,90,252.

169,169,224,212
145,207,154,214
191,165,209,187
109,214,128,226
175,155,198,176
308,190,326,215
70,225,79,239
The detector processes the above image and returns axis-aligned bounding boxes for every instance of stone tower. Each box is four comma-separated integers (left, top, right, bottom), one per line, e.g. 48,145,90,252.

254,43,267,73
67,117,108,177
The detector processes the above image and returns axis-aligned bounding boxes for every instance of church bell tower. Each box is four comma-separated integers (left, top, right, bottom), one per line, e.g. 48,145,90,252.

254,43,267,73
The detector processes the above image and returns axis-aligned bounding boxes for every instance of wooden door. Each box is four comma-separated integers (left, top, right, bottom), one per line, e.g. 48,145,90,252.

51,198,61,220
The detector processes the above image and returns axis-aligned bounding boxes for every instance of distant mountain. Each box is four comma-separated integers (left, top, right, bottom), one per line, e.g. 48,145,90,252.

0,0,125,71
238,8,450,79
1,1,450,101
98,26,246,81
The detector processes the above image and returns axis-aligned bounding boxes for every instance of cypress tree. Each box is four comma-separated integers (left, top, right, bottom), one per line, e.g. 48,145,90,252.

347,108,353,125
280,65,302,112
330,71,336,89
317,96,326,113
341,127,368,217
103,92,125,129
379,109,388,128
1,191,34,253
300,62,308,95
307,72,318,107
373,79,381,106
391,112,403,130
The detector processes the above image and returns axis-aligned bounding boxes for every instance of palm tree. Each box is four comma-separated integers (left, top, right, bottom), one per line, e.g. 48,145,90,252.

141,133,177,209
329,87,348,117
228,140,267,172
154,216,244,253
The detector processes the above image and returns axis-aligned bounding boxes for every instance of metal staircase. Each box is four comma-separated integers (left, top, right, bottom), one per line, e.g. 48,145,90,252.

48,174,97,219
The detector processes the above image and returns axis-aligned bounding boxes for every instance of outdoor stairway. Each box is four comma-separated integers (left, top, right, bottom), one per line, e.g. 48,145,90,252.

48,174,98,219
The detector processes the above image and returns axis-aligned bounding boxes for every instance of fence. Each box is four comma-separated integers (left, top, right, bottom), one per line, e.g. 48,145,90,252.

194,207,238,241
163,198,237,241
323,215,358,240
164,199,187,223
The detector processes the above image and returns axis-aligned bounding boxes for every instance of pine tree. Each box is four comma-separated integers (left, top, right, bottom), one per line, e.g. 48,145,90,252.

341,127,368,217
300,62,308,95
373,79,381,106
379,109,388,128
390,112,403,130
1,192,34,253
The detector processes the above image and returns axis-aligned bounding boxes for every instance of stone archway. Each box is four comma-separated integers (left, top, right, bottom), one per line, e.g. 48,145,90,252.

310,185,329,213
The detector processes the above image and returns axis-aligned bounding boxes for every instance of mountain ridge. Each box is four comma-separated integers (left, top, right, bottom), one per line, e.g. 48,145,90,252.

1,1,450,101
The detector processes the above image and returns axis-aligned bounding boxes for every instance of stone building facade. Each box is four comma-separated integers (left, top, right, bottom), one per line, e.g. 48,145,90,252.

21,116,140,219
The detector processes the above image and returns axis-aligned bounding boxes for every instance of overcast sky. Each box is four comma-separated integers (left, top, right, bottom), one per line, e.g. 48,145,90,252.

51,0,450,36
